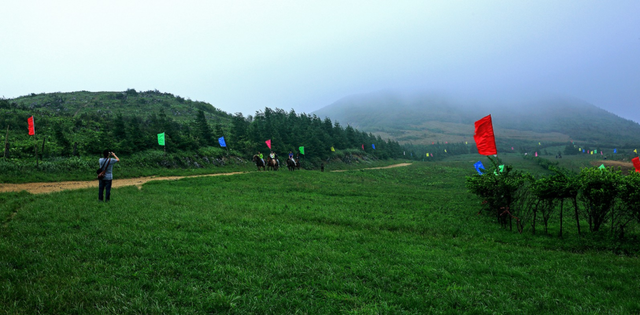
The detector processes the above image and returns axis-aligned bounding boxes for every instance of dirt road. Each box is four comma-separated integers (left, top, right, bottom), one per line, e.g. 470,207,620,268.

330,163,412,172
0,172,245,195
0,163,413,195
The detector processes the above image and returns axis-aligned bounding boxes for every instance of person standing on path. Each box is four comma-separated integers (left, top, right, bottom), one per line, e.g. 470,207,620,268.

98,150,119,202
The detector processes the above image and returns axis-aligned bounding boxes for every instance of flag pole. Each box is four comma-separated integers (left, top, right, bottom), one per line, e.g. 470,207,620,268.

34,133,38,168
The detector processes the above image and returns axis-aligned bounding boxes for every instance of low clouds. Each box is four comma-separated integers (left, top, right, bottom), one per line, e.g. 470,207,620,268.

1,1,638,122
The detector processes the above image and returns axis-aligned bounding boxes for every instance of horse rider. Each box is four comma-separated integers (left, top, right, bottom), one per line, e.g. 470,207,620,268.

269,151,279,167
289,150,295,165
258,151,265,165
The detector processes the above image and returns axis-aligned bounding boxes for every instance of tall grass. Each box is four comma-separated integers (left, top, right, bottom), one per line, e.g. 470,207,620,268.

1,162,639,314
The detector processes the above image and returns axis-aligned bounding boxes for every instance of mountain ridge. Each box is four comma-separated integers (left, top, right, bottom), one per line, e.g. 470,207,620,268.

313,91,640,146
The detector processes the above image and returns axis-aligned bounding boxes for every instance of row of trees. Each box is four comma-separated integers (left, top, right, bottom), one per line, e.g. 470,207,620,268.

466,158,640,239
1,100,405,162
230,108,403,160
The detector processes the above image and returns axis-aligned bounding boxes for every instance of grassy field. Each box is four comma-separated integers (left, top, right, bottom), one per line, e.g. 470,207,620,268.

1,159,639,314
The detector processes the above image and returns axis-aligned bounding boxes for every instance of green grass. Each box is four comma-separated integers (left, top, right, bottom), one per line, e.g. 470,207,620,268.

1,162,639,314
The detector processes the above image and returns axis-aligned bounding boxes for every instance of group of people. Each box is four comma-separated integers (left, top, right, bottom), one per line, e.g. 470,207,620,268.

256,150,299,167
101,149,303,201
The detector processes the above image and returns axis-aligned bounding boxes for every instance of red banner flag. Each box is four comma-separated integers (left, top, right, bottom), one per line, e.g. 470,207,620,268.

632,157,640,173
265,139,271,149
27,116,35,136
473,115,497,155
362,144,364,150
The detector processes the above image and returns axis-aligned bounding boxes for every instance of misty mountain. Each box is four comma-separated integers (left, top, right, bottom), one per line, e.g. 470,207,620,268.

313,91,640,146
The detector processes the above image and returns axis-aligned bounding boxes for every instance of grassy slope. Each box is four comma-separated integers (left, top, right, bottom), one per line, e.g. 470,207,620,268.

1,162,639,314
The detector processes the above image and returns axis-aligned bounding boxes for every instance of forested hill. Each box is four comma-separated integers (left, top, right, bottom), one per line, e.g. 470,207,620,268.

313,91,640,146
6,89,231,123
0,90,403,162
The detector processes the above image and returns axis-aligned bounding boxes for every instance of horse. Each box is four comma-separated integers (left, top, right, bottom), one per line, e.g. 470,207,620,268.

295,157,301,170
286,158,296,171
253,155,265,171
267,157,278,171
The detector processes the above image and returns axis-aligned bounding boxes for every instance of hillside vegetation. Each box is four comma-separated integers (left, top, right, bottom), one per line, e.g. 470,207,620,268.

0,90,404,182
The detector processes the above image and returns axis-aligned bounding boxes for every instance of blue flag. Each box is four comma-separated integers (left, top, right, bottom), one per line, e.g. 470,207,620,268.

474,161,485,175
372,144,376,149
218,136,226,147
582,149,585,153
614,148,617,153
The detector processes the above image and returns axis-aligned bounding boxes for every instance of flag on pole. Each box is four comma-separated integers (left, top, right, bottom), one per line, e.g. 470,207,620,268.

299,146,304,154
426,153,429,157
218,136,226,147
535,152,538,157
474,161,485,175
372,144,375,149
579,147,581,151
598,164,606,170
445,141,448,144
362,144,364,150
265,139,271,149
594,149,597,154
473,115,497,155
635,149,638,154
614,149,617,153
465,141,468,145
590,151,593,155
601,151,603,156
539,142,541,145
632,157,640,173
331,146,335,152
444,149,447,153
27,116,35,136
511,147,514,150
158,132,165,146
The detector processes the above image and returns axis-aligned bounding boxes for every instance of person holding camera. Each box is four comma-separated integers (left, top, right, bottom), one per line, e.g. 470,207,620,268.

98,150,120,202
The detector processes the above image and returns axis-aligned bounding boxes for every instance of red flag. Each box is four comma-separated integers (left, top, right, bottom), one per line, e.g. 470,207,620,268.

362,144,364,150
27,116,35,136
632,157,640,173
265,139,271,149
473,115,497,155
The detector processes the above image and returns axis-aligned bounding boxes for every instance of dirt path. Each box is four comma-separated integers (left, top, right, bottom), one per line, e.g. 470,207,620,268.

330,163,412,172
0,163,413,195
0,172,245,195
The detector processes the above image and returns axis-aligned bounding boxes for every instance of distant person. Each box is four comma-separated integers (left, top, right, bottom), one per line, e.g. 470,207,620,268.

98,150,119,202
321,163,325,172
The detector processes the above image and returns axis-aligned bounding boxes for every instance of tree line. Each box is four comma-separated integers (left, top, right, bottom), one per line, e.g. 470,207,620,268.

1,96,404,162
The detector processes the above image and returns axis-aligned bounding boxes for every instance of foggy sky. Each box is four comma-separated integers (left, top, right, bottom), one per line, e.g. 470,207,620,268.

1,1,639,123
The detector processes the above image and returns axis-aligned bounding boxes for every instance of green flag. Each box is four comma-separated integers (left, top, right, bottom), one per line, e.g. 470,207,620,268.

598,164,606,170
499,165,505,172
158,132,165,146
299,146,304,154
